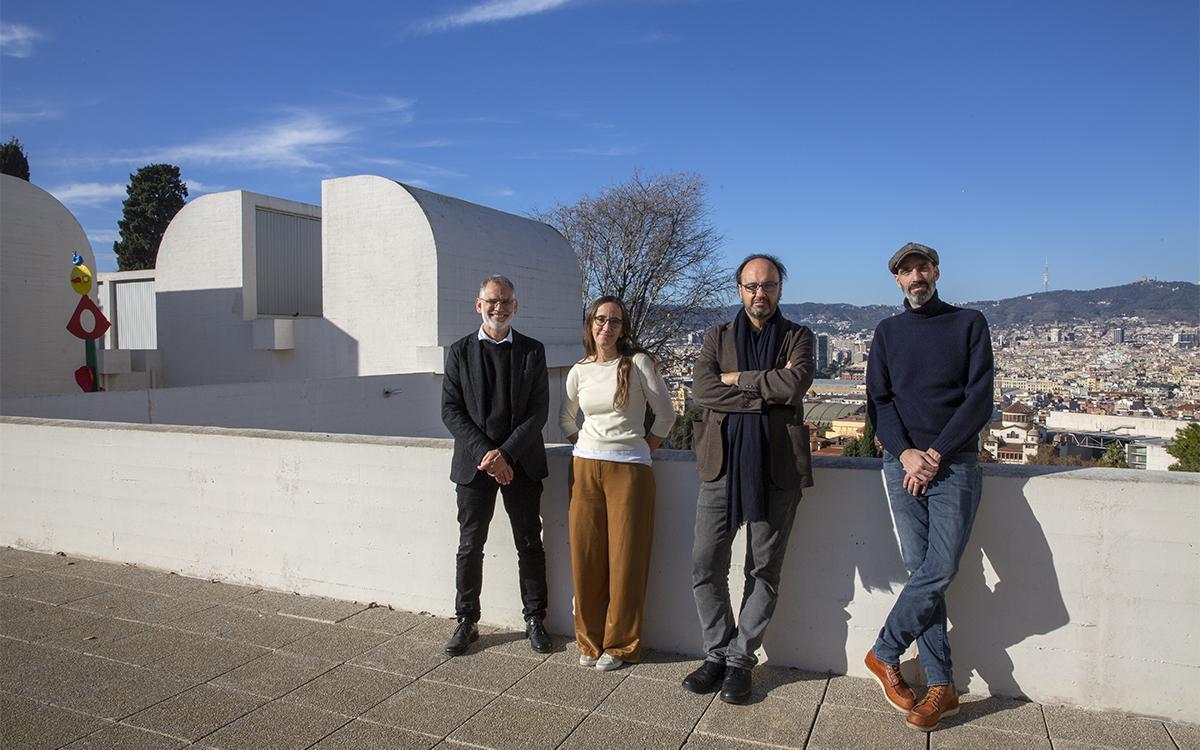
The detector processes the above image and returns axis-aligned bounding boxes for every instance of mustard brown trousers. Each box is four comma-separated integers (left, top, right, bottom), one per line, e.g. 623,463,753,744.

568,457,656,662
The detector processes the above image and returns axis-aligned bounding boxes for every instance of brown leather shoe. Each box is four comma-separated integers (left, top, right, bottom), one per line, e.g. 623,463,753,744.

864,650,916,712
906,684,960,731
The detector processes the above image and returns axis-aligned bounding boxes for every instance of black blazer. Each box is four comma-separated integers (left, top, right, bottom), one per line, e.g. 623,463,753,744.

441,329,550,484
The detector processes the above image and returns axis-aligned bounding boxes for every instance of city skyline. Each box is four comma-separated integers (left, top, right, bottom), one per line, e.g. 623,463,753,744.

1,0,1196,305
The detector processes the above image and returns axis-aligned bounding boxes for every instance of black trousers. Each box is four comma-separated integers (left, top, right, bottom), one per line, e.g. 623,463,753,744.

455,468,548,622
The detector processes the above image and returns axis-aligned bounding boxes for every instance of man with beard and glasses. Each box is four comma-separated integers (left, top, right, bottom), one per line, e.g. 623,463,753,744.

441,275,551,657
863,243,995,732
682,254,815,704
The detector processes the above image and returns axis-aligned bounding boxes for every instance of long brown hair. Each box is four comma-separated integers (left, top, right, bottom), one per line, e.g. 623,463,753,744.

582,296,651,409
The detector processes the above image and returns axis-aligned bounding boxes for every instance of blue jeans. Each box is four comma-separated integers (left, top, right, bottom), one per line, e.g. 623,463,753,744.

872,450,981,685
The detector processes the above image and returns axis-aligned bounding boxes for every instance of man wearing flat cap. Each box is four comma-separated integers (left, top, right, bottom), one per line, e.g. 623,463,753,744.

863,243,995,732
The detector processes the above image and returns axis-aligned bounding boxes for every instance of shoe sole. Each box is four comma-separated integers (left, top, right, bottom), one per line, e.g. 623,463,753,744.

719,691,751,705
906,705,959,732
865,657,914,714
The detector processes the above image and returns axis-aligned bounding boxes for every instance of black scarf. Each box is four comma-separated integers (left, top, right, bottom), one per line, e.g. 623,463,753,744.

724,308,783,530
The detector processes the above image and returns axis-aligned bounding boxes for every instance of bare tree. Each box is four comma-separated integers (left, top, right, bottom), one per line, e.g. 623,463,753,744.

537,170,729,373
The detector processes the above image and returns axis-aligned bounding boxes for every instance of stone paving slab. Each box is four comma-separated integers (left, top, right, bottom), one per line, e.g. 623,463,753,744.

170,604,322,648
234,589,368,623
349,635,451,677
593,673,713,731
339,605,429,635
507,661,625,711
144,636,270,683
201,700,349,749
0,596,100,640
943,692,1048,736
1168,721,1200,750
124,683,267,741
449,694,586,750
0,571,113,605
0,548,75,570
561,713,690,750
209,650,338,699
277,623,393,662
1043,704,1179,749
57,559,168,588
697,695,819,748
63,586,215,625
35,613,154,653
311,718,439,749
628,649,704,684
423,648,541,694
87,624,199,667
362,679,496,737
280,663,412,716
61,723,187,750
808,703,924,750
931,722,1053,749
0,691,108,750
127,572,260,604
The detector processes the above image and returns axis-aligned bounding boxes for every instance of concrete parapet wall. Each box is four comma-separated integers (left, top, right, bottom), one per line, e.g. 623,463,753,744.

1,416,1196,722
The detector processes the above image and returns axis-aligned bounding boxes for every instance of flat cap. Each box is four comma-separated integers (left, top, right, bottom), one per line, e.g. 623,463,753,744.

888,242,940,274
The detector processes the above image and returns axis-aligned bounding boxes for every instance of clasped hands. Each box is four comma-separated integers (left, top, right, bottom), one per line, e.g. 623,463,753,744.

899,447,942,496
478,449,513,485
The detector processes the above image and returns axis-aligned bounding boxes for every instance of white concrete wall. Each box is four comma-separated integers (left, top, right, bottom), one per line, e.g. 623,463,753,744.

321,176,583,373
0,368,575,443
0,175,96,398
2,416,1196,722
154,191,351,388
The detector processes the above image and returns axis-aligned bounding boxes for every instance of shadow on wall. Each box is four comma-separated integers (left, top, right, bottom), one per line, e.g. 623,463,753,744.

156,289,359,386
762,461,1068,700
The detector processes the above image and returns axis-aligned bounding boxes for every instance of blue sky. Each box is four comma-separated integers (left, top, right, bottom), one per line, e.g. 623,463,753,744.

2,0,1196,305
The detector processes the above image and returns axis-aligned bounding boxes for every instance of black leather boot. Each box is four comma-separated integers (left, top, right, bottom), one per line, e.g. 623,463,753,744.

681,661,726,694
525,615,551,653
444,617,478,656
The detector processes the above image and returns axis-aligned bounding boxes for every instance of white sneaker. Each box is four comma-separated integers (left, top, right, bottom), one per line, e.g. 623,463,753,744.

595,653,626,671
578,653,598,667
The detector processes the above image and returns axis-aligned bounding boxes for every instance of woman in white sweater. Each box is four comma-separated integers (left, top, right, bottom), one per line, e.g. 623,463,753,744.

559,296,676,671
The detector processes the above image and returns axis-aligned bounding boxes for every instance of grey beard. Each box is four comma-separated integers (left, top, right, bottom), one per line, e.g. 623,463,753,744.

905,285,935,307
746,303,773,320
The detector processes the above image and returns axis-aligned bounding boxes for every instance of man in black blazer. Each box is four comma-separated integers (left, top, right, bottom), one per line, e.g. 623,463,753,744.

441,274,551,656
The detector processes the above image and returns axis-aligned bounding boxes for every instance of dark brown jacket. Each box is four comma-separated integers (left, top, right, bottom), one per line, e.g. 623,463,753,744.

691,318,815,489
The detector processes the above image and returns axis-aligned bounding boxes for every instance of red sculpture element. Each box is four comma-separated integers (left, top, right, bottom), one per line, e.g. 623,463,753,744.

66,295,111,340
74,366,95,392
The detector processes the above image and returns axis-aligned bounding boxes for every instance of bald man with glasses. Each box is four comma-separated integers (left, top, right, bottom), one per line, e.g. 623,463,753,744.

441,274,551,656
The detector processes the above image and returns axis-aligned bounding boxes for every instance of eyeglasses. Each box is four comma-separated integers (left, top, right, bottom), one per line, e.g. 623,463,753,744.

739,282,780,294
593,315,623,329
479,297,515,308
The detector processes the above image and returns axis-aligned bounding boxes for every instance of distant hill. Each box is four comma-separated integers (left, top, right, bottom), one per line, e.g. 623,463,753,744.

765,279,1198,333
962,280,1199,326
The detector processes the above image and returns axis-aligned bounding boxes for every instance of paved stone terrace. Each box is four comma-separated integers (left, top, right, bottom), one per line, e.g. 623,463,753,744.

0,547,1194,750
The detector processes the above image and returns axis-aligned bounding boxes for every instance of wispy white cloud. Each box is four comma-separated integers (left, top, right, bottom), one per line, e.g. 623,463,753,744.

132,112,351,169
491,187,516,197
184,179,227,195
421,0,574,32
48,182,126,207
0,22,42,58
1,105,59,123
563,145,639,157
360,157,465,179
86,229,119,244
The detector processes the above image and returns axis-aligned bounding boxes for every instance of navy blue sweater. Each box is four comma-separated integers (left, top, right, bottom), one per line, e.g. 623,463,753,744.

866,292,995,458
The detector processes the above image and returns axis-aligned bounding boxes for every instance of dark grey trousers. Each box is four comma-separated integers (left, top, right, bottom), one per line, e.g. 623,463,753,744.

691,480,800,669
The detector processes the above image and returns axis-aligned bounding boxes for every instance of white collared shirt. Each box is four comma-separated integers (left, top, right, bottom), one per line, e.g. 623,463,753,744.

477,325,514,345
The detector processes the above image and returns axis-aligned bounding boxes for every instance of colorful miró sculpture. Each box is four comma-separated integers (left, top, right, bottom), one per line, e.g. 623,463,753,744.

66,251,110,392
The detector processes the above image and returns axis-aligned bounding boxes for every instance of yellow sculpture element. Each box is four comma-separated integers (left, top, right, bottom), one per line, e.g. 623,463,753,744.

70,262,93,296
